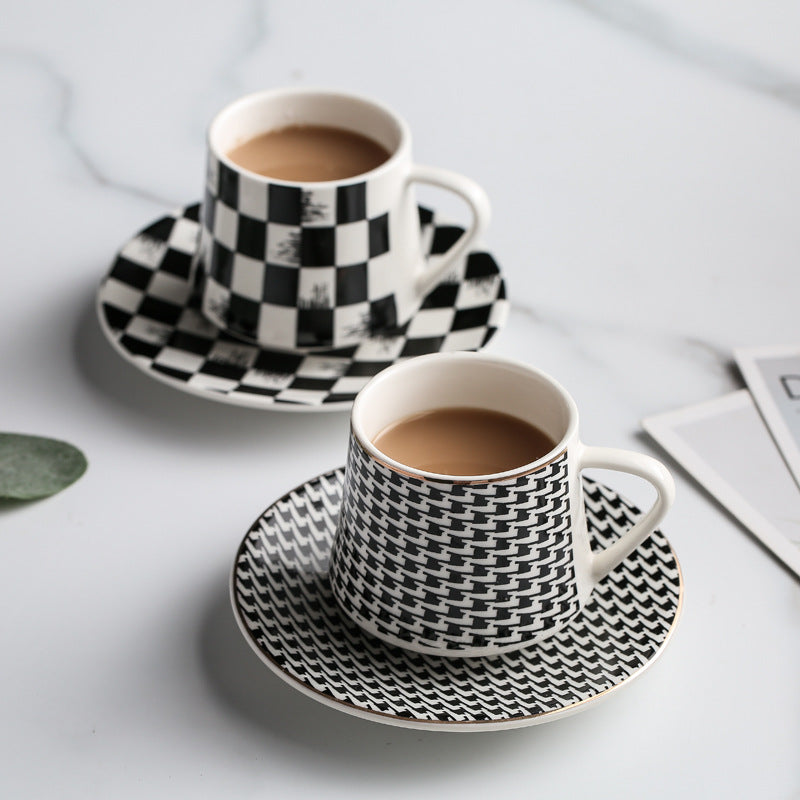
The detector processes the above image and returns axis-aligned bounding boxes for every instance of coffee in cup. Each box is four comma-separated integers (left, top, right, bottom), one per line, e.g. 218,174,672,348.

226,124,391,182
372,407,556,476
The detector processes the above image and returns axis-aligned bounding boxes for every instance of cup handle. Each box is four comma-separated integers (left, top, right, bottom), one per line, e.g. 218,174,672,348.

579,445,676,583
407,164,491,299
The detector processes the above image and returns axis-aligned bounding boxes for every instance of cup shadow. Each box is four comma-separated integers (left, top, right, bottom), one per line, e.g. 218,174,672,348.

195,569,546,778
72,285,349,448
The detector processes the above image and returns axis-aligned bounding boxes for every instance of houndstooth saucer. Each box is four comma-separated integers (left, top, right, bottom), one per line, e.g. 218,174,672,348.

96,204,508,412
231,470,683,731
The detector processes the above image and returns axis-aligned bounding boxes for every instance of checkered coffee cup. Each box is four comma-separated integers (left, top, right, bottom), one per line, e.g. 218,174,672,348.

196,88,490,351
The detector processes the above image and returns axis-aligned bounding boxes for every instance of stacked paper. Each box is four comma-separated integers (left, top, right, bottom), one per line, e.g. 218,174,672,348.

642,345,800,578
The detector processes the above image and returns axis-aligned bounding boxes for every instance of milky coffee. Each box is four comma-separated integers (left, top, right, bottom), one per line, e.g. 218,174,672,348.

226,124,391,181
373,407,557,477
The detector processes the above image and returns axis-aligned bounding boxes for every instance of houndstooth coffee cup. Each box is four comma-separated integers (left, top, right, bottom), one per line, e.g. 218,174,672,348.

329,352,675,657
196,88,490,351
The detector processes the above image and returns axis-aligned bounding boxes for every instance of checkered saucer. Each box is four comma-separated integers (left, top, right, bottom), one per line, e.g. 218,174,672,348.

231,470,683,730
97,204,509,411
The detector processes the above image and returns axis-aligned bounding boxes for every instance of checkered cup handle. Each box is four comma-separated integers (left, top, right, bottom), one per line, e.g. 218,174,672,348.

406,164,490,298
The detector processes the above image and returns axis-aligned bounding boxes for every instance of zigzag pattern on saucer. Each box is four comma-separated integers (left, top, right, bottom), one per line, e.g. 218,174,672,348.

330,435,579,653
97,204,508,410
232,470,683,729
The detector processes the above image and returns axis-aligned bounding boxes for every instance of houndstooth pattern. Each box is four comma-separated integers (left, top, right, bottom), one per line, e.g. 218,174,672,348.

329,435,578,652
231,469,682,728
97,204,508,410
200,156,401,349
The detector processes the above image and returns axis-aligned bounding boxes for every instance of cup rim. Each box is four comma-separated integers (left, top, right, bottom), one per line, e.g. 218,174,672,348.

350,352,580,483
207,86,411,188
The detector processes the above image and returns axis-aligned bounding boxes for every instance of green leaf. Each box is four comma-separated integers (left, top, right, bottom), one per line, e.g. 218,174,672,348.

0,433,88,500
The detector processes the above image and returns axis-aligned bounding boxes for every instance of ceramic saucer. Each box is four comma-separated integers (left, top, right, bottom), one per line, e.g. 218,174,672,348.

97,204,509,412
231,470,683,731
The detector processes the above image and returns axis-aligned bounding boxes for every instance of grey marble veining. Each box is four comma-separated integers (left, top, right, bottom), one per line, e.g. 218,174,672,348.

1,46,178,206
568,0,800,110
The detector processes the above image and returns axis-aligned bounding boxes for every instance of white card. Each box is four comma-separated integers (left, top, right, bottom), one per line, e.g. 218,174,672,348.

734,344,800,492
642,390,800,577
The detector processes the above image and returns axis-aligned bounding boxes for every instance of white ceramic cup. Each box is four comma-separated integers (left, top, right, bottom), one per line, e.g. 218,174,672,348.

328,352,676,657
196,87,491,351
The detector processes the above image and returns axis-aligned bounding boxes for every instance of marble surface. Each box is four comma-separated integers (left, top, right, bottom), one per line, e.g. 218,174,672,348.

2,0,799,796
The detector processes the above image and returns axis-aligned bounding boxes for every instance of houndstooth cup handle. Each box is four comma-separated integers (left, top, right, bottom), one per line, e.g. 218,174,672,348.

580,445,676,582
408,164,491,299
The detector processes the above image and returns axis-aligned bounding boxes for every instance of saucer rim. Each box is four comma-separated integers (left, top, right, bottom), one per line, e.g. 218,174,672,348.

96,203,508,414
230,468,684,731
95,289,339,413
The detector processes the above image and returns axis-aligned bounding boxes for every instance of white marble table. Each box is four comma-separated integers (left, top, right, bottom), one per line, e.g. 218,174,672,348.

2,1,799,796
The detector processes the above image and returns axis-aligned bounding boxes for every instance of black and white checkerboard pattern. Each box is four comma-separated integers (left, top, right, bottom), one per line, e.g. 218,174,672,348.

329,435,579,654
200,156,401,349
97,204,508,410
232,470,682,729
